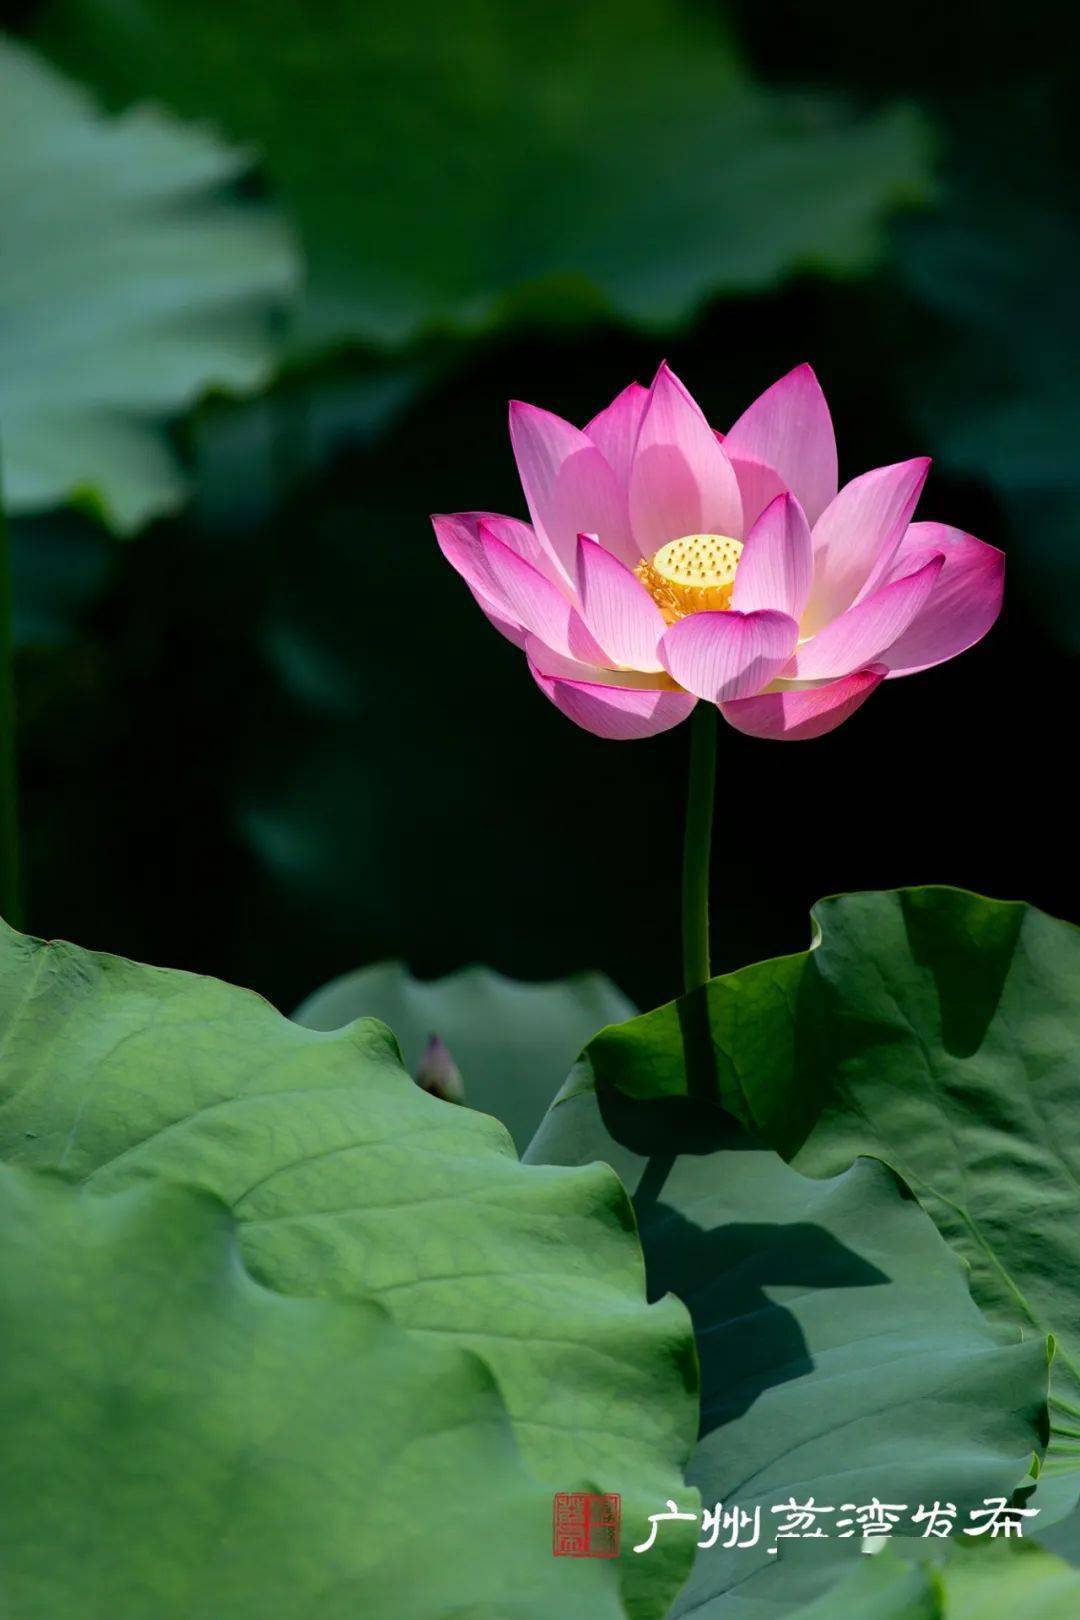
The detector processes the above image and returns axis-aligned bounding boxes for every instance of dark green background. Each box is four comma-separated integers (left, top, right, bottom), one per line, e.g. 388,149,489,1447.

6,0,1076,1013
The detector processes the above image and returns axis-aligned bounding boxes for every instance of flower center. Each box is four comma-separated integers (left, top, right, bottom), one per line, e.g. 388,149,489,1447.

634,534,744,623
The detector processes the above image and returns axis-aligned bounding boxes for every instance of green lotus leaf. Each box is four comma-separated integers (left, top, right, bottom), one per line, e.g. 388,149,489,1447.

294,959,635,1152
0,35,298,532
36,0,930,350
581,888,1080,1526
0,920,698,1620
0,1164,627,1617
528,981,1050,1612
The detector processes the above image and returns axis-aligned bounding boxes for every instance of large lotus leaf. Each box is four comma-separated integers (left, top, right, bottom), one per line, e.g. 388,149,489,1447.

294,959,635,1152
581,889,1080,1531
0,1165,625,1618
37,0,930,350
527,1072,1048,1617
0,922,698,1620
0,35,298,533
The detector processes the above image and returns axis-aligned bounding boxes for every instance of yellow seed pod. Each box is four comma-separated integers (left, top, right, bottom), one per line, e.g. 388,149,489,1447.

635,534,743,622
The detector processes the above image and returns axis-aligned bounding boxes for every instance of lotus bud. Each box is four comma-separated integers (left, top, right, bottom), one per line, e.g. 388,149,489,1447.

414,1033,464,1104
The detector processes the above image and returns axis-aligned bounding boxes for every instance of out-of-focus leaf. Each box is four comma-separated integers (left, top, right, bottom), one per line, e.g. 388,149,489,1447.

528,1065,1048,1616
37,0,931,351
295,959,635,1153
795,1540,1080,1619
900,193,1080,649
582,888,1080,1537
894,94,1080,651
0,921,700,1620
791,1548,939,1620
189,356,440,536
0,35,298,532
8,511,112,648
0,1166,625,1619
934,1540,1080,1618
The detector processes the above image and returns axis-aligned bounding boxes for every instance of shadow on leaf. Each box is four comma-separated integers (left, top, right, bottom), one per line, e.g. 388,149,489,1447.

595,1085,888,1437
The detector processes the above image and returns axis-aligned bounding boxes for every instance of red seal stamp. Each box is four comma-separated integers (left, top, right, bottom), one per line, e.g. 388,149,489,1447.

552,1491,621,1558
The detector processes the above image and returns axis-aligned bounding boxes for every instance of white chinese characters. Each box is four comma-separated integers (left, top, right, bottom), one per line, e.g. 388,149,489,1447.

633,1495,1038,1554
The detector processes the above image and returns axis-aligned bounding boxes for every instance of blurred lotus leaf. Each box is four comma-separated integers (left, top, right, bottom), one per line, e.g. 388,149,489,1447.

0,35,299,533
794,1540,1080,1619
295,959,635,1152
900,171,1080,652
37,0,931,351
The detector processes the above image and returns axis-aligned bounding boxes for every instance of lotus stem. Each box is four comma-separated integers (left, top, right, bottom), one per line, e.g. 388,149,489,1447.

681,701,716,994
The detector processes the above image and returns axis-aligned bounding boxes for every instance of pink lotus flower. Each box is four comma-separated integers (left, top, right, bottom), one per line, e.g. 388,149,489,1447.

432,363,1004,741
